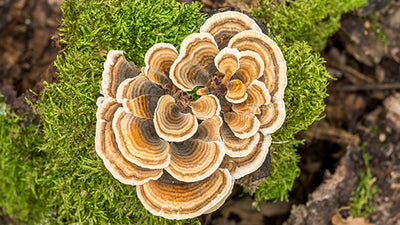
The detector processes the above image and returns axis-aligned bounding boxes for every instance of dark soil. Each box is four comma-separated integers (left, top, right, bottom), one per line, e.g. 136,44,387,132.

1,0,399,224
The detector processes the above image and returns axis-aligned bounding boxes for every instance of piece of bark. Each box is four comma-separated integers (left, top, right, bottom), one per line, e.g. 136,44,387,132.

357,0,392,16
339,15,386,67
236,152,271,194
300,121,360,147
284,146,360,225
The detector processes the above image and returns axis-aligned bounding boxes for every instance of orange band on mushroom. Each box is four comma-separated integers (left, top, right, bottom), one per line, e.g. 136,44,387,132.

122,95,160,119
189,95,221,120
258,100,286,135
200,11,262,49
116,75,164,103
170,33,219,91
224,111,260,139
233,50,264,86
166,140,225,182
226,79,248,104
112,108,170,169
101,50,140,98
144,43,178,88
214,47,240,84
137,169,234,220
228,30,286,100
154,95,198,142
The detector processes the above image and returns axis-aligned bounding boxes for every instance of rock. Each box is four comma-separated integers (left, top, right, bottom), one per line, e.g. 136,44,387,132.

383,93,400,132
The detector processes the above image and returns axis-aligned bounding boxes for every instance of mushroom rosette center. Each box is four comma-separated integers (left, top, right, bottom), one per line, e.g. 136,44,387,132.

95,11,287,220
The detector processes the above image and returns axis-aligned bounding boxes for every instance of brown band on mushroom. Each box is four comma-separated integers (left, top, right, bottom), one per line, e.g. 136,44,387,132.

136,169,234,220
166,140,225,182
214,47,240,84
96,120,163,185
232,50,264,86
115,74,164,103
200,11,262,49
225,79,248,104
122,95,160,119
112,108,170,169
96,97,120,121
228,30,286,100
229,133,272,179
258,100,286,135
224,111,260,139
154,95,198,142
192,115,223,142
101,50,140,98
221,122,260,158
170,33,219,91
144,43,178,88
231,80,270,114
189,95,221,120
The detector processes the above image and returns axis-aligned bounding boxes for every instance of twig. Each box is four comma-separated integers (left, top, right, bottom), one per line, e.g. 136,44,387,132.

331,83,400,92
328,61,375,84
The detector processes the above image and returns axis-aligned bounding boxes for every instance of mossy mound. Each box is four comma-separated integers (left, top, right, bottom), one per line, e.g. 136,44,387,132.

0,0,365,223
0,97,45,222
254,0,367,51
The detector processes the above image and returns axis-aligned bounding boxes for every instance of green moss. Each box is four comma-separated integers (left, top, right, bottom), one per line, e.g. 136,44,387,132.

253,0,367,51
0,96,46,223
350,142,378,218
365,15,388,46
254,39,331,202
35,0,206,224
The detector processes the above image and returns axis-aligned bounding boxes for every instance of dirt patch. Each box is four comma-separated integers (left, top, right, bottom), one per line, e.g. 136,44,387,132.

0,0,61,110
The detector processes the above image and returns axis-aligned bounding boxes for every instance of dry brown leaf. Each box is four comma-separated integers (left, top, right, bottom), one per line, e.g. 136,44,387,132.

331,211,374,225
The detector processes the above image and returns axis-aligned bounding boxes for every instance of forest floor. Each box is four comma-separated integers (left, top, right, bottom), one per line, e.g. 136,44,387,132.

1,0,399,224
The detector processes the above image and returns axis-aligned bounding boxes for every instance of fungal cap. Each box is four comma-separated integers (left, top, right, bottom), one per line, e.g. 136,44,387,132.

189,94,221,120
144,43,178,88
154,95,198,142
225,79,248,104
95,98,162,185
112,108,170,169
234,50,265,86
101,50,140,98
258,99,286,135
231,80,271,114
136,169,234,220
223,133,272,179
166,140,225,182
221,122,260,158
192,115,223,142
228,30,287,100
170,33,219,91
224,111,261,139
115,74,164,103
200,11,262,49
214,47,240,83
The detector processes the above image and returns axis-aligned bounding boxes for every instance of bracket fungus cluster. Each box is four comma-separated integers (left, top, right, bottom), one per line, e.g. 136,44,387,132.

96,11,286,220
